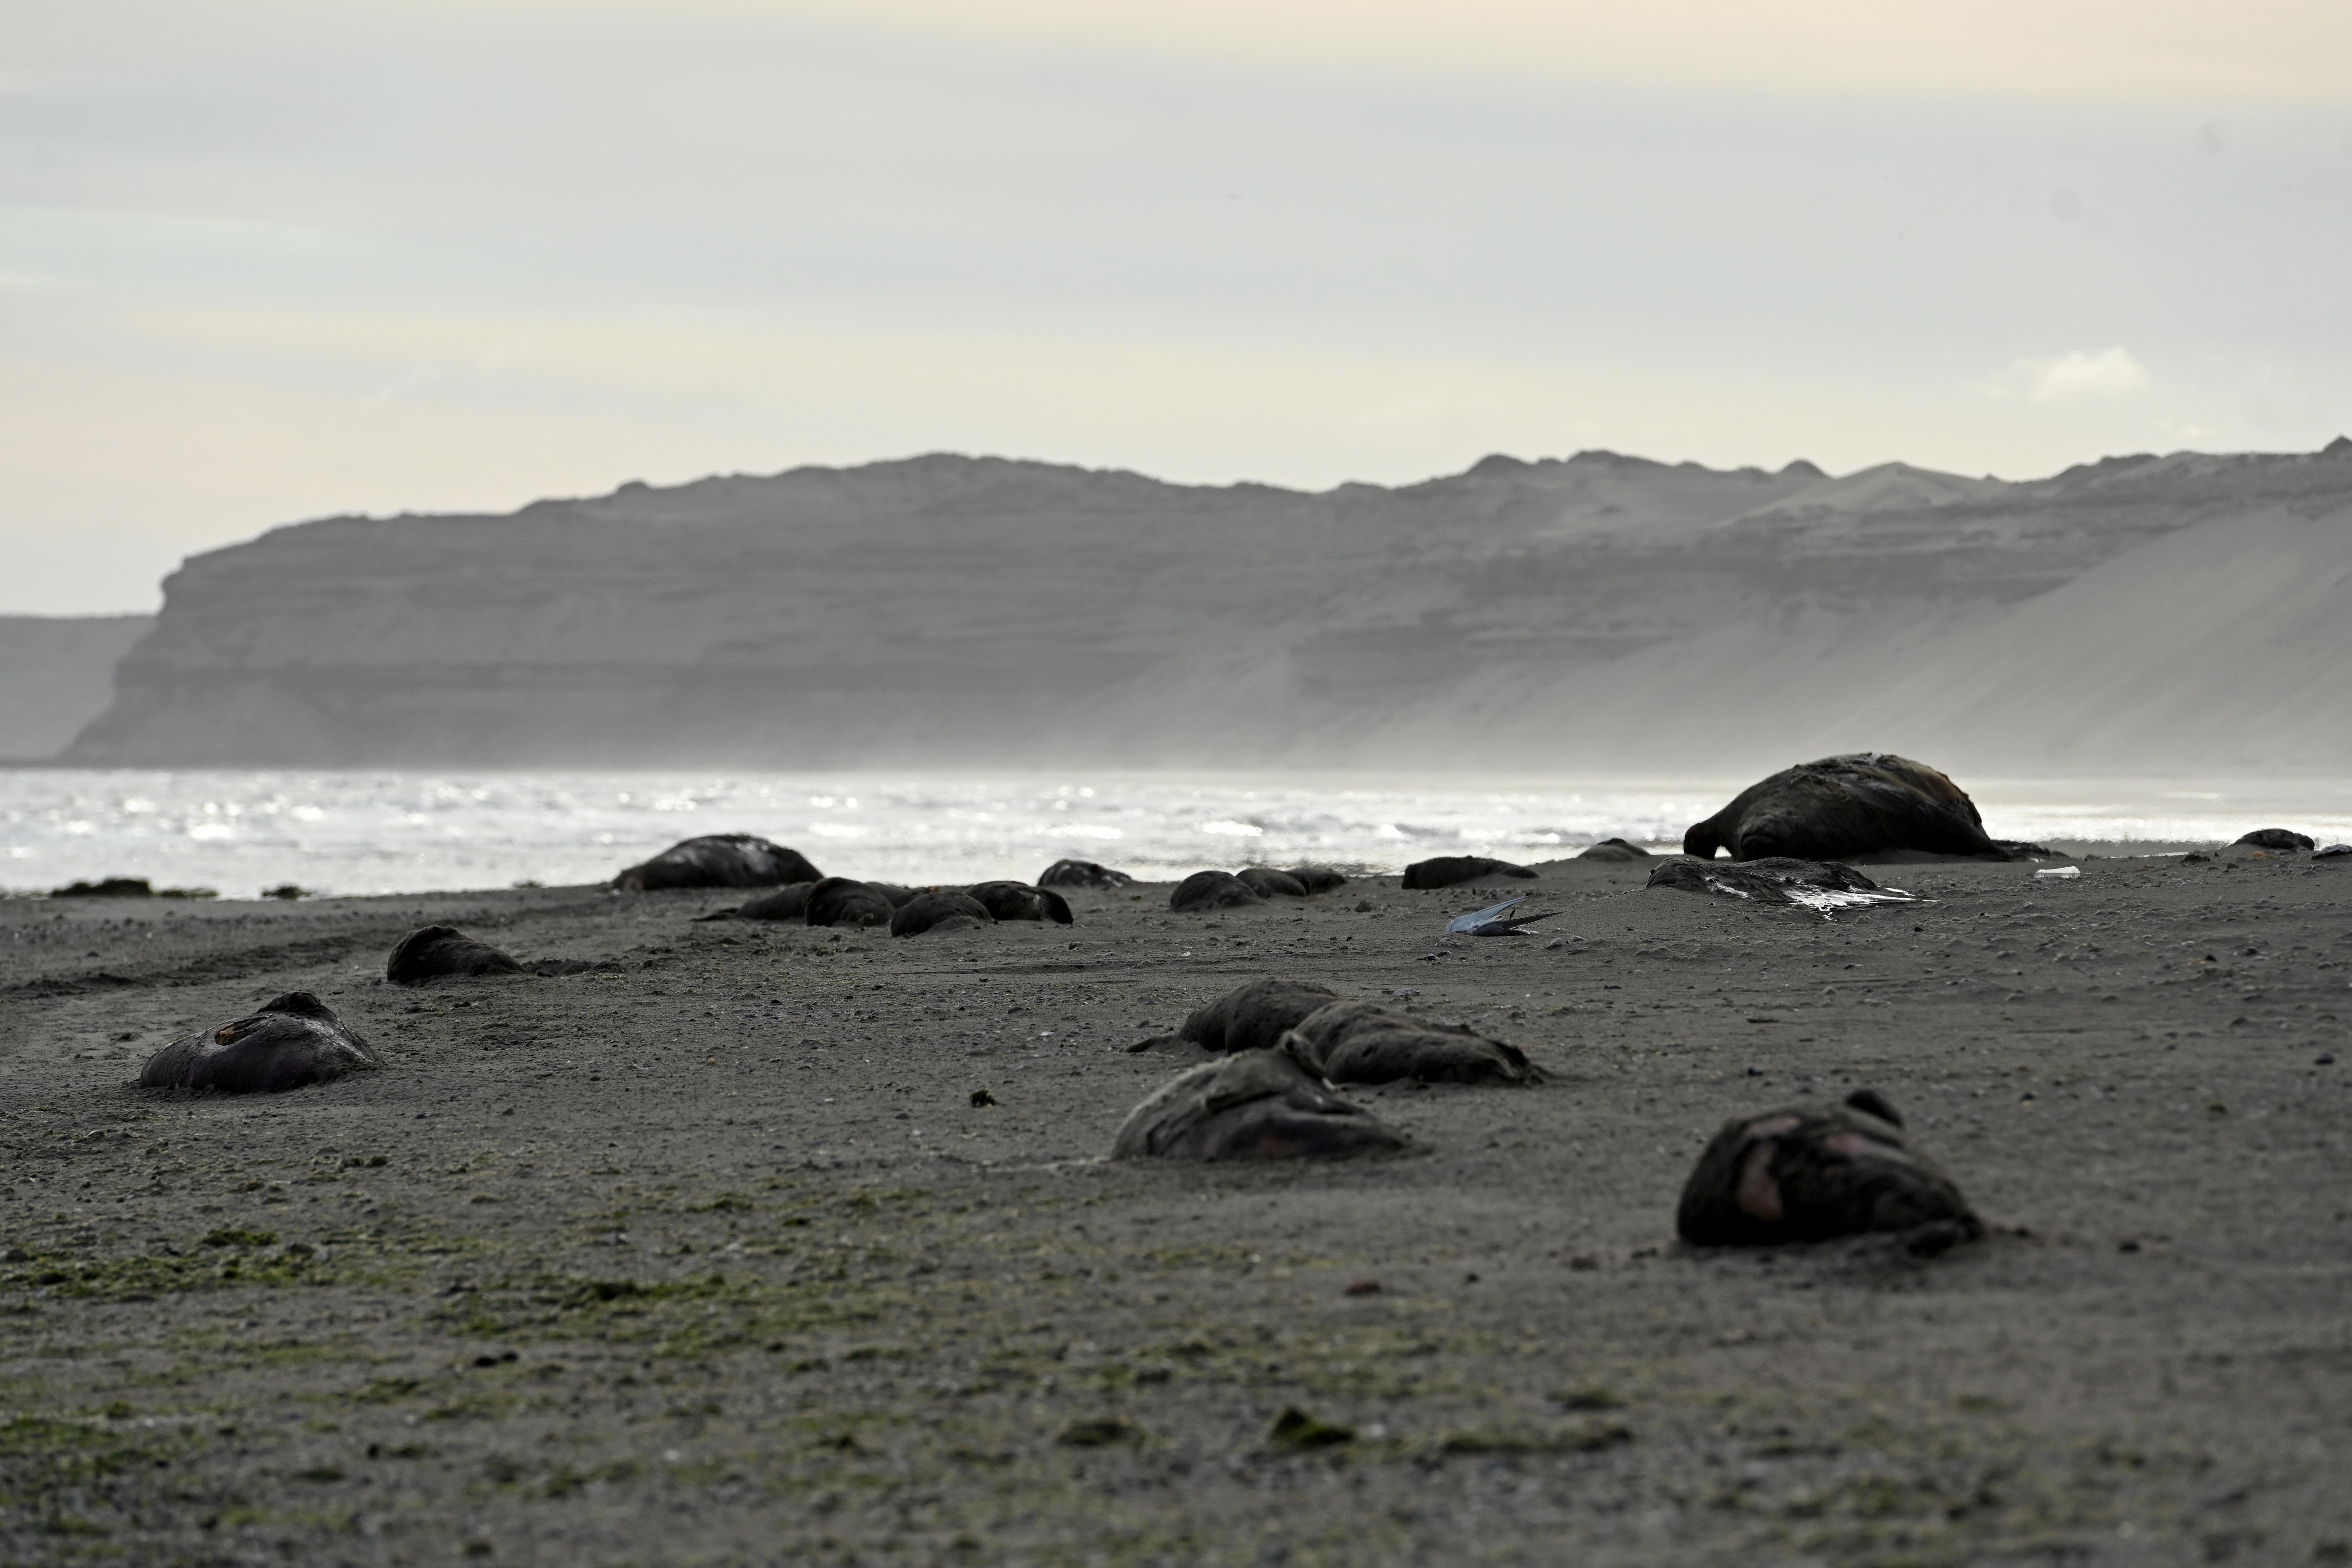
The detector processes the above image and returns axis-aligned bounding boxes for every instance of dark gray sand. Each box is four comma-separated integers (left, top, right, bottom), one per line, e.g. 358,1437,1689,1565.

3,848,2348,1565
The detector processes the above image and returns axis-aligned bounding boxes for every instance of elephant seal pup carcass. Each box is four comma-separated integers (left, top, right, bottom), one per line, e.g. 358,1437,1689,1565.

1112,1048,1408,1160
1577,837,1652,863
1236,867,1309,898
1646,857,1916,913
1128,978,1340,1054
1039,859,1134,889
964,881,1074,924
1676,1090,1981,1254
1171,870,1264,912
1402,856,1538,890
1283,1001,1543,1086
140,992,383,1094
610,835,822,892
2234,829,2316,852
696,881,815,921
891,890,995,937
386,925,525,985
804,877,897,928
1648,857,1880,898
1681,753,2042,862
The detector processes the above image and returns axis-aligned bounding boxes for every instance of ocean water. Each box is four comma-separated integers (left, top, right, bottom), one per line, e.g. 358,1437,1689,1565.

2,769,2348,901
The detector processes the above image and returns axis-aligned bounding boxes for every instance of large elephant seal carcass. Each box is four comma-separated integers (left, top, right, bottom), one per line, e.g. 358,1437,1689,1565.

1171,870,1264,911
1112,1048,1408,1160
610,835,822,892
964,881,1073,924
1282,1001,1544,1086
1039,859,1134,889
1402,856,1538,890
1128,978,1340,1054
1676,1089,1981,1254
1681,754,2038,862
804,877,896,927
385,925,524,984
140,992,383,1094
890,891,995,936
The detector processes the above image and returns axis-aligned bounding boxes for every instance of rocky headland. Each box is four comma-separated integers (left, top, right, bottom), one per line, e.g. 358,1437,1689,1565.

58,441,2352,772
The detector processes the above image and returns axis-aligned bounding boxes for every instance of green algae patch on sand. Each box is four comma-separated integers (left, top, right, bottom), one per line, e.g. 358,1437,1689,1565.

0,1411,195,1486
1695,1388,2215,1565
4,1241,327,1301
434,1268,921,1358
1054,1415,1147,1448
1265,1407,1354,1450
0,1223,464,1304
1431,1418,1633,1457
0,1409,231,1544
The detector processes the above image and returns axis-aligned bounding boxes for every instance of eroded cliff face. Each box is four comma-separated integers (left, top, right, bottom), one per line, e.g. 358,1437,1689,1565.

0,615,155,759
64,446,2352,773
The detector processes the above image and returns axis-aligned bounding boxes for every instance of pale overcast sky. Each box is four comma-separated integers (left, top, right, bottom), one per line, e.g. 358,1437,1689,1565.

5,0,2350,611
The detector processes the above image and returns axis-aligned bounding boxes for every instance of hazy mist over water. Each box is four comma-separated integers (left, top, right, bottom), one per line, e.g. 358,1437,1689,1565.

4,770,2346,900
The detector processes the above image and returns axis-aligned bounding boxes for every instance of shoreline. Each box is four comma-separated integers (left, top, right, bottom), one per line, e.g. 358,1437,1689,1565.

7,763,2348,903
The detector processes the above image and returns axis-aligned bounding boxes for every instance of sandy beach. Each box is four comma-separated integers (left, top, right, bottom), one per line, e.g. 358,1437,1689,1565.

3,845,2348,1565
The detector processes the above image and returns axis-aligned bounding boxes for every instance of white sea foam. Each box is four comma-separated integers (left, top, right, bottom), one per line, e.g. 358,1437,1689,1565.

0,769,2345,901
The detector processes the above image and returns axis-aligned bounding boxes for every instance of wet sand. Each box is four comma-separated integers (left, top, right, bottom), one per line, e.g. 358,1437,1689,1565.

3,847,2348,1565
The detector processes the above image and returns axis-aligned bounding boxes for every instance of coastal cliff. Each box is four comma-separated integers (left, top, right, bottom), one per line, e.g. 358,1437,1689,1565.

0,615,155,760
65,445,2352,774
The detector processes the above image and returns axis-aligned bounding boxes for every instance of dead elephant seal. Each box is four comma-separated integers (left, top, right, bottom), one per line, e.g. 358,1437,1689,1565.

804,877,896,927
1681,753,2040,862
1039,859,1134,889
139,992,383,1094
1112,1048,1408,1160
1402,856,1538,890
1283,1001,1543,1086
1171,870,1264,911
2234,829,2315,852
697,881,815,921
610,834,822,892
386,925,524,985
891,890,995,936
1236,867,1308,898
1130,978,1340,1054
52,877,159,897
1645,857,1909,909
964,881,1073,924
1676,1089,1981,1254
53,876,212,899
1577,837,1652,862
